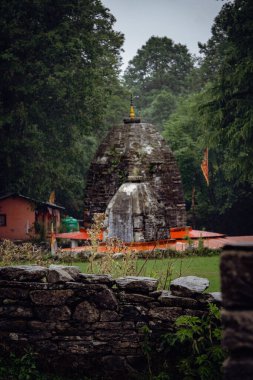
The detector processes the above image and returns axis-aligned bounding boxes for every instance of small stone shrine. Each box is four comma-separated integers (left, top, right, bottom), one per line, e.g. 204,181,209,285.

84,99,186,242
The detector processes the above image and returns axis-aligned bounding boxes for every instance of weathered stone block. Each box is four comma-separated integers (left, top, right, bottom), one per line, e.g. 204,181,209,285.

93,322,122,330
57,340,92,354
149,290,163,298
115,276,158,293
92,288,118,310
158,290,198,308
47,268,74,283
94,329,123,341
222,310,253,352
28,320,56,331
71,283,107,293
118,291,153,304
0,266,48,282
184,309,206,317
0,288,29,300
170,276,209,297
223,357,253,380
209,292,222,305
221,245,253,308
100,355,130,372
0,306,33,318
79,274,114,286
120,305,145,321
34,340,58,352
0,319,28,331
0,281,48,290
73,301,100,322
7,332,29,341
49,265,81,280
54,322,77,333
148,306,183,321
126,355,147,373
30,290,74,306
35,305,71,321
100,310,121,321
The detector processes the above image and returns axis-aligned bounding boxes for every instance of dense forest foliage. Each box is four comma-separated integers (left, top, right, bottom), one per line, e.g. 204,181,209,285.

0,0,128,214
163,0,253,234
124,0,253,234
0,0,252,234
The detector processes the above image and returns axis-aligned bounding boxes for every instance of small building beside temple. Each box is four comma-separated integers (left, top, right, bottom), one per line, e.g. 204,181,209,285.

84,102,186,242
0,193,64,241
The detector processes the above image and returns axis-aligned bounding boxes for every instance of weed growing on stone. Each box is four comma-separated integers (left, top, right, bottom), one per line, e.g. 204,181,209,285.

0,349,92,380
138,304,225,380
87,212,105,272
139,324,153,380
0,239,80,267
85,212,139,278
0,240,53,267
158,304,226,379
91,236,138,278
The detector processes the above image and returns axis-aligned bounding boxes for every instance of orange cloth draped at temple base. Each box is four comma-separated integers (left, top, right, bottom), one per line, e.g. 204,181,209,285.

201,148,209,185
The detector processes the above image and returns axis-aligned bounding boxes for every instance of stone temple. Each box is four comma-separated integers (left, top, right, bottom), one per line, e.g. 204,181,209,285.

84,103,186,242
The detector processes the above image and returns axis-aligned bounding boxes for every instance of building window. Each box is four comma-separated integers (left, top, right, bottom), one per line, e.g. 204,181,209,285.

0,214,6,227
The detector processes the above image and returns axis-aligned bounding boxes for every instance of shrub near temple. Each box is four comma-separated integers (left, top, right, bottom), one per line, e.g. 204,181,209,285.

156,304,226,380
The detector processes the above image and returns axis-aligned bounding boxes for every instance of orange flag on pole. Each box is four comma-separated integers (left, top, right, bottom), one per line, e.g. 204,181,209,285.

201,148,209,185
49,191,55,204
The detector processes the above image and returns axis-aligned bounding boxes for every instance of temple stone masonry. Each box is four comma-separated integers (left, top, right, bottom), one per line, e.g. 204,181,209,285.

221,243,253,380
84,117,186,242
0,265,219,379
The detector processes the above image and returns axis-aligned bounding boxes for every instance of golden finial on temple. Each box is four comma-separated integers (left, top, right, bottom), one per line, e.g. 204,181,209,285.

129,94,135,119
123,95,141,124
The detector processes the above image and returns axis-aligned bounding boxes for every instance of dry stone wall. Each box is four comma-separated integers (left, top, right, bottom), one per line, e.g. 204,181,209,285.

221,243,253,380
0,265,219,379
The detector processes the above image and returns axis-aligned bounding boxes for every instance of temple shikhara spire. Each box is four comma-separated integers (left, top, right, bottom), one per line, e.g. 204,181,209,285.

83,101,186,242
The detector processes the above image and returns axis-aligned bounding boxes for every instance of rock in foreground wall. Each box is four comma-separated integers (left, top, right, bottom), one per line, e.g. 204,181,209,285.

0,265,219,379
221,243,253,380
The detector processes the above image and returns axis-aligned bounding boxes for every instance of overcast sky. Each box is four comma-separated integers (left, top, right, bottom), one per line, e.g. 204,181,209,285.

102,0,227,72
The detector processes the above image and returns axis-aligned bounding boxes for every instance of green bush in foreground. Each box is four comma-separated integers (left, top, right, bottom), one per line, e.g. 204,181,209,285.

155,304,226,380
0,350,41,380
0,349,90,380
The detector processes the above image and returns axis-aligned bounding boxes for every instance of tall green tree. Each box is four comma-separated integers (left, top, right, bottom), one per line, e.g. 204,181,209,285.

123,36,194,129
142,90,177,130
163,93,232,232
0,0,124,215
124,36,193,96
200,0,253,185
163,0,253,234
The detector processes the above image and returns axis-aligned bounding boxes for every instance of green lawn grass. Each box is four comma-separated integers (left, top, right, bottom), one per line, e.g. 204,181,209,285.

74,255,221,292
138,256,220,292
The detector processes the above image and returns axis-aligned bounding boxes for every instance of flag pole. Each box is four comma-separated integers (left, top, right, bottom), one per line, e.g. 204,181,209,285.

50,221,57,255
201,148,209,185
